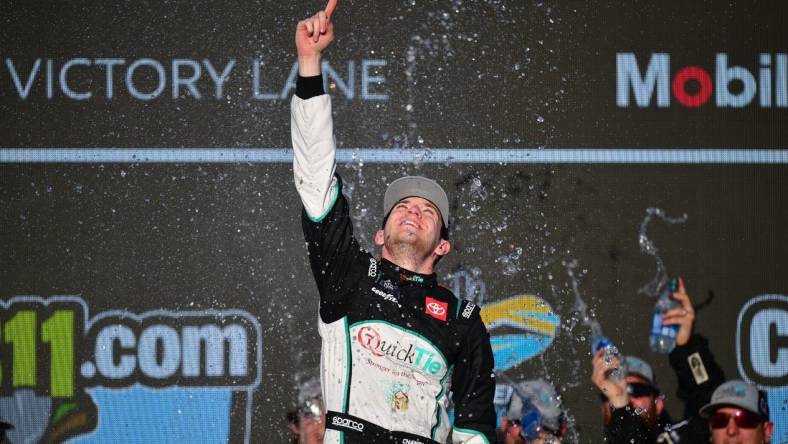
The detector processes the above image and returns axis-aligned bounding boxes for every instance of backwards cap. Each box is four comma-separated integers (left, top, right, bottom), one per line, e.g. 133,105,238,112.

383,176,449,228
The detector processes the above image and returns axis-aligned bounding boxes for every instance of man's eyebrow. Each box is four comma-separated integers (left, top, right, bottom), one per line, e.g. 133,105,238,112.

422,201,438,212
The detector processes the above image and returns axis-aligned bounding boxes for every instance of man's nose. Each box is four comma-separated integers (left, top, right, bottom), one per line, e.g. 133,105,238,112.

726,417,738,436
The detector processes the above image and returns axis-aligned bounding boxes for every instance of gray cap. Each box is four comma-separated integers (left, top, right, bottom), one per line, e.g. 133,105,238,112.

699,380,770,419
624,355,656,386
383,176,449,228
507,379,565,433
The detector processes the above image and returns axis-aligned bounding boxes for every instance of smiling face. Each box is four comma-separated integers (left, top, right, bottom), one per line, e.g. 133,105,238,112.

375,197,450,270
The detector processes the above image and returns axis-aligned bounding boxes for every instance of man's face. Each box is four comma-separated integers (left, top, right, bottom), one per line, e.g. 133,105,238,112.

625,375,662,428
377,197,446,259
297,413,325,444
531,430,562,444
500,417,526,444
501,417,561,444
709,407,773,444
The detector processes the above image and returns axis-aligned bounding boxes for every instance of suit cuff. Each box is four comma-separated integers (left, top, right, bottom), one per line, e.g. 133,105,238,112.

296,75,325,99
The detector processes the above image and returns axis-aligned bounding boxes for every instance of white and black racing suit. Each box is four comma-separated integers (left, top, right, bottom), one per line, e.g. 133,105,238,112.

292,75,496,444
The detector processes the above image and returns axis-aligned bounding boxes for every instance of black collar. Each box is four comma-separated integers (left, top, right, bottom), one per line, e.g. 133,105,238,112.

379,258,437,286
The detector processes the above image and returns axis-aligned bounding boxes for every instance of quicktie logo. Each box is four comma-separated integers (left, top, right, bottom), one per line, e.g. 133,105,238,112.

356,326,444,375
616,52,787,108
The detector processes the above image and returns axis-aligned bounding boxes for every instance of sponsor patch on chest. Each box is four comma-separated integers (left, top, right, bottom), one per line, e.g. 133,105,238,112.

425,297,448,321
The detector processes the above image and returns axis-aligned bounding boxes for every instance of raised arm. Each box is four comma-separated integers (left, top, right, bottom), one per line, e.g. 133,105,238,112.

292,0,340,220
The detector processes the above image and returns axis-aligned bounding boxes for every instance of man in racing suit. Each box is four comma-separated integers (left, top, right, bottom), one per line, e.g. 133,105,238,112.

291,2,496,443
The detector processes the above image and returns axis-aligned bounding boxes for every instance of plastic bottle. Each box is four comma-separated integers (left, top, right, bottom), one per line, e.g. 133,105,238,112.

591,335,625,380
649,277,680,353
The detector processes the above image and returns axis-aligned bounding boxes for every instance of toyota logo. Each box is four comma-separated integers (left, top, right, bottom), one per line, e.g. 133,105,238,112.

426,302,446,315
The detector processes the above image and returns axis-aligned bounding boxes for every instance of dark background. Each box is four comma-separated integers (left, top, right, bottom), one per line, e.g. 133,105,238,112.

1,1,786,442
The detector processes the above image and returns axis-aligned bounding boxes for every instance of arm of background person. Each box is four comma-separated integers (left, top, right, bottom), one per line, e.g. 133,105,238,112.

664,278,725,419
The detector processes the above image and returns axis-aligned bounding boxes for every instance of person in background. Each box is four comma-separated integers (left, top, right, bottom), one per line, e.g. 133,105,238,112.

0,421,11,444
592,278,726,443
286,377,326,444
700,380,773,444
495,379,567,444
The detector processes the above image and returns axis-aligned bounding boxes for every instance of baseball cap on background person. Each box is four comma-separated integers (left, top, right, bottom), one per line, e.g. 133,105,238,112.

507,379,567,439
287,376,325,444
699,380,770,420
624,356,657,386
294,376,324,417
383,176,450,230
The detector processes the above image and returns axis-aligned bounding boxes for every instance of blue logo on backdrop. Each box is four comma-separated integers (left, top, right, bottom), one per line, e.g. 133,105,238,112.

736,294,788,443
0,296,263,444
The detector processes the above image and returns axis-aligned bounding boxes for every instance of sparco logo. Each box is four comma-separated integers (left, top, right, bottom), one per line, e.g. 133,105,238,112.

617,53,787,108
368,258,378,277
461,302,476,319
332,416,364,432
402,439,426,444
356,325,444,375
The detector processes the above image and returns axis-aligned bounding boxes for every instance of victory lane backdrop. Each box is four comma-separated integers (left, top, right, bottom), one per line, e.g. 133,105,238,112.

1,1,787,443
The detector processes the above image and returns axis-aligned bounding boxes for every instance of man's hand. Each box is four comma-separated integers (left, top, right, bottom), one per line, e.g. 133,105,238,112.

591,349,629,409
295,0,338,76
661,277,694,347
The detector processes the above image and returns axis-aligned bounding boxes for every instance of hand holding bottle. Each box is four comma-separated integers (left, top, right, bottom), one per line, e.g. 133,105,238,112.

661,277,695,347
591,348,628,408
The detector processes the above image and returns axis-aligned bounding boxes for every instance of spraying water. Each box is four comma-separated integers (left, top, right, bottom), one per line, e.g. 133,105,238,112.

637,207,688,298
446,267,487,305
564,260,603,345
565,259,625,380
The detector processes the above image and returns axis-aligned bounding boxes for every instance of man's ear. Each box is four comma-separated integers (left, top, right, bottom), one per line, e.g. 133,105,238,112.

375,229,385,246
655,396,664,415
288,419,299,436
500,415,509,431
433,239,451,257
764,421,774,441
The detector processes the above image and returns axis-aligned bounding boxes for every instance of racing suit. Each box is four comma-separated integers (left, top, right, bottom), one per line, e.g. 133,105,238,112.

292,75,496,444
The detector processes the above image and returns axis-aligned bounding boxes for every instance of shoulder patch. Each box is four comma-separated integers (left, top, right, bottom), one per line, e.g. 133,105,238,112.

687,352,709,385
455,300,479,323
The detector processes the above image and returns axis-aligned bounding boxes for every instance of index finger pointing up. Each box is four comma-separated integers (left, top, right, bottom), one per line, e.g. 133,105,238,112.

325,0,338,19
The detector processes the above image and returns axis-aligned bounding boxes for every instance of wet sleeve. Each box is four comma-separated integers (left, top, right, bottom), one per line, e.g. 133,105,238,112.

302,176,368,323
604,406,651,444
669,334,725,420
451,311,497,444
291,79,337,221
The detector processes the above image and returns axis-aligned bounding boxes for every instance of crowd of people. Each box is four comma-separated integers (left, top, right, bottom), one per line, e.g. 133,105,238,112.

286,281,775,443
287,282,774,444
